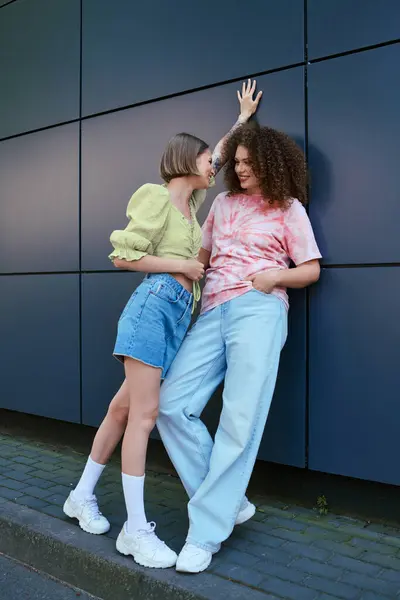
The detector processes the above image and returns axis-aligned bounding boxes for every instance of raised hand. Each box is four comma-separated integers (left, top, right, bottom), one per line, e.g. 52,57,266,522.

237,79,263,120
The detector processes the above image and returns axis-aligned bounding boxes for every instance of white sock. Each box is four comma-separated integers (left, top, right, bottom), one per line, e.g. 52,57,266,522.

122,473,147,534
73,456,106,501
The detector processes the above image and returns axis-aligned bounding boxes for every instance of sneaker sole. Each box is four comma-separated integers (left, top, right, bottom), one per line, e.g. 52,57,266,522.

116,536,177,569
176,554,212,573
63,499,110,535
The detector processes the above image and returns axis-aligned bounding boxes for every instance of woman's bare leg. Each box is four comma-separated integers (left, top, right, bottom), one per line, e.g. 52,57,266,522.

72,379,130,501
120,358,160,532
63,379,130,535
122,359,160,474
91,378,130,464
116,358,178,568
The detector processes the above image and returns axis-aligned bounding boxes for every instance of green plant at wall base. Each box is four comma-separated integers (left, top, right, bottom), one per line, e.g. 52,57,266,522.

316,494,329,515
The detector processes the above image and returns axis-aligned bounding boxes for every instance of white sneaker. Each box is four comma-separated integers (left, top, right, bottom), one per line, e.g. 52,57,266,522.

63,491,110,535
188,501,257,557
176,543,212,573
116,522,177,569
235,500,256,525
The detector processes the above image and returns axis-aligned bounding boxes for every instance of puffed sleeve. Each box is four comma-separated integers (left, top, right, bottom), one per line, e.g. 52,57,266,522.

109,184,170,262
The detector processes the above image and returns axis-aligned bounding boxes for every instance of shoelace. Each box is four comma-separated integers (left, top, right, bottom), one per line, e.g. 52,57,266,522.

84,496,103,521
137,522,167,548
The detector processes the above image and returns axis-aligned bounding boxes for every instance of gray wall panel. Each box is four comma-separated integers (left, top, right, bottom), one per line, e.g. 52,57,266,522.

309,268,400,485
308,0,400,59
0,124,80,273
82,0,303,116
0,275,80,422
82,68,305,270
0,0,80,138
308,46,400,265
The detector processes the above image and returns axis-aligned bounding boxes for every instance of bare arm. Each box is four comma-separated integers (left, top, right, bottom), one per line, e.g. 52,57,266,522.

212,79,262,176
274,260,320,288
113,256,204,280
247,260,320,293
198,248,211,271
113,256,185,273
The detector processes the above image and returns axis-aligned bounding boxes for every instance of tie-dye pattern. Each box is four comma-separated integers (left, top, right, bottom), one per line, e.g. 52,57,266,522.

201,192,322,314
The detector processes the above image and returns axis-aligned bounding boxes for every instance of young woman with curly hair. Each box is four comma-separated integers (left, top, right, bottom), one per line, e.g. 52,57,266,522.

157,123,322,573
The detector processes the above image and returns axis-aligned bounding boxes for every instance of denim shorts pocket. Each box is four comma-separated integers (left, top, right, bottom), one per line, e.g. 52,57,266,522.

176,297,192,326
150,281,182,304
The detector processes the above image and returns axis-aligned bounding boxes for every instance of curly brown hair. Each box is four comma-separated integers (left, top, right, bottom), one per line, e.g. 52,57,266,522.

223,123,308,208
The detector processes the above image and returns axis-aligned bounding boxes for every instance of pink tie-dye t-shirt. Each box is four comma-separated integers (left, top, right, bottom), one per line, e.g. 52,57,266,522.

201,192,322,314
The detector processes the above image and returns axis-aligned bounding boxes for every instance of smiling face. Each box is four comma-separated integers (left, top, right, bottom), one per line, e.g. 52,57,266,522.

193,148,214,189
234,145,261,195
224,124,308,207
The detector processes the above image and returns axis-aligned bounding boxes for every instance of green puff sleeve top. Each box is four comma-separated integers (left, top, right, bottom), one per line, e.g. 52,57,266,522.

109,183,207,305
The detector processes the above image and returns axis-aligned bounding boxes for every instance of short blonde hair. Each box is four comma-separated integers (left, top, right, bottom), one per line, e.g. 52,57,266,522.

160,133,209,183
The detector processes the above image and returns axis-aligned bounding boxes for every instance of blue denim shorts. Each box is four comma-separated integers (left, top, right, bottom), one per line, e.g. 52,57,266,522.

113,274,193,378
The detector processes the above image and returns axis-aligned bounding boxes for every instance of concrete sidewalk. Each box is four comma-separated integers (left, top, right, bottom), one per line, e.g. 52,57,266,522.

1,431,400,599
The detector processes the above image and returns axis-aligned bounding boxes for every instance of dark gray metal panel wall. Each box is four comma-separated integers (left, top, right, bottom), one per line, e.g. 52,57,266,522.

81,272,145,426
0,0,80,139
82,68,305,270
1,0,399,484
308,45,400,266
0,124,80,273
82,0,303,116
308,0,400,59
0,275,80,422
309,268,400,485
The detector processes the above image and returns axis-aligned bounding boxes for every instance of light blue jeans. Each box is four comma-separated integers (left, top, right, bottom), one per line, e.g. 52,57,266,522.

157,290,288,552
